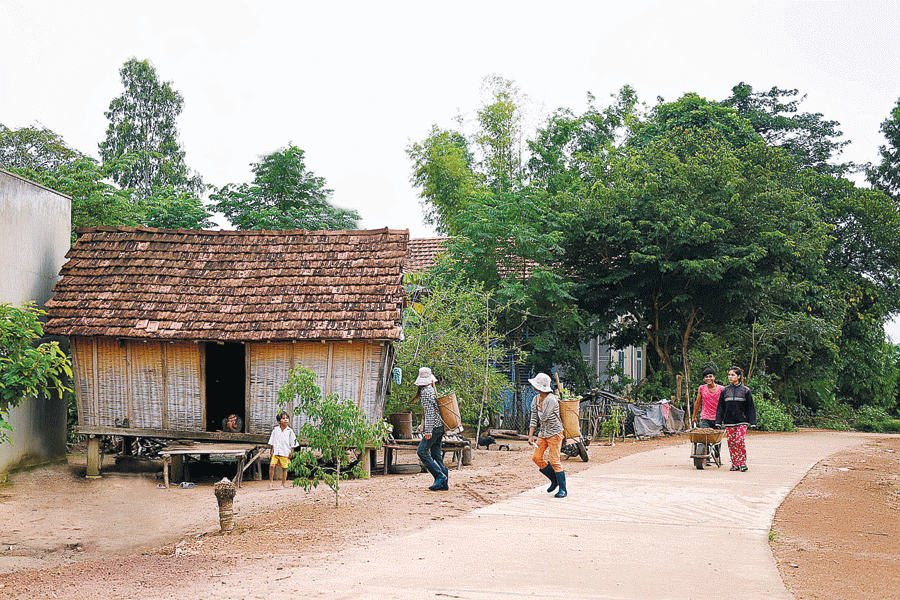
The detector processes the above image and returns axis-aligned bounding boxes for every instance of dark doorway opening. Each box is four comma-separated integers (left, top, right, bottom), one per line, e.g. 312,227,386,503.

205,342,246,432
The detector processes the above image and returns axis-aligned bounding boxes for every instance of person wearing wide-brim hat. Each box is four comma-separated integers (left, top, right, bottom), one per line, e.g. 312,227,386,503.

414,366,448,491
527,372,567,498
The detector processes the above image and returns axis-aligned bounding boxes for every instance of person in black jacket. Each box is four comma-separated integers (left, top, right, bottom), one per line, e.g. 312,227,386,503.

715,366,756,472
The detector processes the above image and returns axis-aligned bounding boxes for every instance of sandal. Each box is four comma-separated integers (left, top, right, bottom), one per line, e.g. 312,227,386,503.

740,465,748,472
730,466,740,471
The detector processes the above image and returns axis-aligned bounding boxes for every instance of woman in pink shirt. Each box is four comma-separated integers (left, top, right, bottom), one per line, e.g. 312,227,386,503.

691,366,723,464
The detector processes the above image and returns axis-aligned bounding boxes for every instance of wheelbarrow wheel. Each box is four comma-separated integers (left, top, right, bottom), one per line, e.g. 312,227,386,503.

576,440,589,462
694,457,705,470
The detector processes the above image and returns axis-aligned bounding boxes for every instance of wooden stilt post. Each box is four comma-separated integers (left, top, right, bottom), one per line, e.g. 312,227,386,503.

86,435,101,478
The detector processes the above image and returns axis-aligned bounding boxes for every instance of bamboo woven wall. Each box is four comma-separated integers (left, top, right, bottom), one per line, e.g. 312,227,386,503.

247,341,387,436
73,336,203,431
131,341,164,429
71,338,96,427
166,342,203,430
96,338,128,427
247,342,294,436
72,336,388,436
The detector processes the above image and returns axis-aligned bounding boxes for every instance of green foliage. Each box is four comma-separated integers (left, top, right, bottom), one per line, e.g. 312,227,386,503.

438,187,591,388
835,318,899,410
406,126,478,234
476,75,526,194
852,405,895,433
392,269,509,424
600,407,624,442
527,86,639,196
722,83,852,175
277,366,386,508
754,396,796,432
868,97,900,199
99,58,203,200
0,123,87,172
142,186,214,229
0,303,73,445
566,111,829,392
211,144,358,231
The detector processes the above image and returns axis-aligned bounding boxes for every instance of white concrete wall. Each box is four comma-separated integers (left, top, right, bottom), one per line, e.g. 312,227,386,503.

0,168,71,473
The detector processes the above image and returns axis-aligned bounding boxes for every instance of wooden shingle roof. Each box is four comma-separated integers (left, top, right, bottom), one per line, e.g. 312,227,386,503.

404,236,537,279
404,237,449,273
44,227,408,342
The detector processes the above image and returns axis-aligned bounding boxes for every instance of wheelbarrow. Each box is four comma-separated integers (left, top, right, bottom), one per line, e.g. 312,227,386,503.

688,427,725,469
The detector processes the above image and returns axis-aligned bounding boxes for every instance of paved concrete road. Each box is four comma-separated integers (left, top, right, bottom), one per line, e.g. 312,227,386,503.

229,431,864,600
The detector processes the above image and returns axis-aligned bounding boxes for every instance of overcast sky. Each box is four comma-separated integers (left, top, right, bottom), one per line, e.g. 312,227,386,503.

2,0,899,337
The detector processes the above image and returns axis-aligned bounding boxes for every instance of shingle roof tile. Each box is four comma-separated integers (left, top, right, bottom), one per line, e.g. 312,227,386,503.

45,227,408,342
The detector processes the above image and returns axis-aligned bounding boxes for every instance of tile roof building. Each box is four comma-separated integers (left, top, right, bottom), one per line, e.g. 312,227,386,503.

45,227,408,475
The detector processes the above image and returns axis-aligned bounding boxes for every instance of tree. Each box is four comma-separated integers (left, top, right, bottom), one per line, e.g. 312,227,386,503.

407,75,529,235
277,366,386,508
476,75,527,194
98,58,203,201
211,145,359,230
142,187,214,229
9,157,143,237
391,269,509,424
723,83,852,175
434,188,590,387
527,86,639,196
406,126,478,234
0,123,86,172
563,99,830,397
868,97,900,199
0,303,72,444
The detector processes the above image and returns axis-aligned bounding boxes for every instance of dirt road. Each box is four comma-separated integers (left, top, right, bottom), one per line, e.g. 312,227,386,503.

1,431,897,599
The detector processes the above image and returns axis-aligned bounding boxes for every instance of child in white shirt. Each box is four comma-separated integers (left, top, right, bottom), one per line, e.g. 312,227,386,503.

268,411,298,489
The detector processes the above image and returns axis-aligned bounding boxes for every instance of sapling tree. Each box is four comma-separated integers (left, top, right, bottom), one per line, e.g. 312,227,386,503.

0,303,72,444
277,366,387,508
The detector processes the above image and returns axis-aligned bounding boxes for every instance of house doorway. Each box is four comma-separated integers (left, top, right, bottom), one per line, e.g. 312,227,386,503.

205,342,246,432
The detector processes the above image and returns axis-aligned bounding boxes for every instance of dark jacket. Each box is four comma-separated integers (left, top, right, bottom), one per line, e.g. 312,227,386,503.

715,384,756,427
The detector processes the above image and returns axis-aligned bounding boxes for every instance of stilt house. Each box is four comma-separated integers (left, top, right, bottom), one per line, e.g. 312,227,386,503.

45,227,407,454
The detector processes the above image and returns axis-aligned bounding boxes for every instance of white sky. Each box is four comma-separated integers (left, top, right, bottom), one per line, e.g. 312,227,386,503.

2,0,899,337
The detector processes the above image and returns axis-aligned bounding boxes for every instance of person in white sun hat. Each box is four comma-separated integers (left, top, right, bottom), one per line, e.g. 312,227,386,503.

414,366,448,491
527,372,567,498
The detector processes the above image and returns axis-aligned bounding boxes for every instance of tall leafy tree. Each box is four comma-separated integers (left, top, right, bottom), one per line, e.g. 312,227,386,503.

476,75,527,194
210,145,359,230
868,97,900,200
99,58,203,201
406,126,478,235
722,82,852,175
527,86,639,196
0,123,86,172
142,187,215,229
408,77,594,388
563,97,831,395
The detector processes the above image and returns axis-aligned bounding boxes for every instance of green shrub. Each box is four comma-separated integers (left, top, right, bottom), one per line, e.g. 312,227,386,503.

882,420,900,433
755,397,796,432
820,420,851,431
852,405,894,432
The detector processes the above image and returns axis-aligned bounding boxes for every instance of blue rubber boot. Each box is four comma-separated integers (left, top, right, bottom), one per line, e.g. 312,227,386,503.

553,471,567,498
539,464,558,493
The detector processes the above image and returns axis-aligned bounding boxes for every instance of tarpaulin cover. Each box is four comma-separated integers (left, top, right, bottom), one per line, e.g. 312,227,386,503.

628,402,685,436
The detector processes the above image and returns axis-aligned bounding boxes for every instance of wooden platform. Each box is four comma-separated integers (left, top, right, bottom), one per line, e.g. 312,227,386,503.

381,438,471,475
159,443,268,489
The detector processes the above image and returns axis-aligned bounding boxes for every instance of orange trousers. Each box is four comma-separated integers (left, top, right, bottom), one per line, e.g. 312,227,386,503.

532,433,564,472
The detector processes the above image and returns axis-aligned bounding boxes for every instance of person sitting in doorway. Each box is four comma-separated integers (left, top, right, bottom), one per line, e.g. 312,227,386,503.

221,413,243,433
